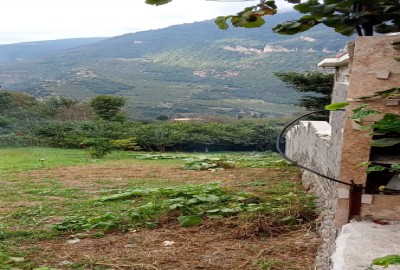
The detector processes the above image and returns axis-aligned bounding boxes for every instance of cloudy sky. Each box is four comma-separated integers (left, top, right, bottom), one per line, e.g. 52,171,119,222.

0,0,293,44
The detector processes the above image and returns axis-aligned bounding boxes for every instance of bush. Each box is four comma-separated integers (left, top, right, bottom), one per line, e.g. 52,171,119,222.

81,138,114,158
111,138,141,151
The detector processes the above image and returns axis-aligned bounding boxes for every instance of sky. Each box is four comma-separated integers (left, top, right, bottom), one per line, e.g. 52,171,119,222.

0,0,293,44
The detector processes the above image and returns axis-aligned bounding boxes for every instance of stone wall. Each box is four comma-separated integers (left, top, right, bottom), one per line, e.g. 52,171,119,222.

286,121,339,269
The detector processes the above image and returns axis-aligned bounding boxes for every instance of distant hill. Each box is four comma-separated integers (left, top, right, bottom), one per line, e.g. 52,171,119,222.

0,38,106,64
0,12,351,119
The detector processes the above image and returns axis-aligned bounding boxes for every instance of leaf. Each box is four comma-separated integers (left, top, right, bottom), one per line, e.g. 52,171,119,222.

325,102,349,110
178,215,202,227
366,165,386,174
372,255,400,267
371,138,400,147
220,208,238,213
375,87,400,98
294,2,313,13
169,203,183,209
206,209,221,213
205,194,220,202
334,22,356,36
91,221,118,231
273,19,317,35
373,114,400,134
231,15,266,28
390,163,400,172
351,105,381,120
215,16,230,30
356,161,371,167
145,0,173,6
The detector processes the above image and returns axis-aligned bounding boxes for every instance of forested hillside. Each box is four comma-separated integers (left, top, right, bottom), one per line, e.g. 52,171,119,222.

0,38,106,64
0,12,349,119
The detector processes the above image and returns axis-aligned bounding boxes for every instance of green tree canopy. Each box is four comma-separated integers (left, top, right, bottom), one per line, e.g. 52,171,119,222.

275,71,334,111
146,0,400,36
89,95,127,121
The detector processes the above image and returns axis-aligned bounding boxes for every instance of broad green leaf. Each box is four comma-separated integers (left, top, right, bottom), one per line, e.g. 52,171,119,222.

325,102,349,110
390,163,400,172
215,16,230,30
322,4,336,14
294,3,314,13
231,16,266,28
351,105,381,120
178,215,202,227
356,161,371,167
375,87,400,98
169,203,183,209
253,7,277,16
265,1,278,9
366,165,386,174
220,208,238,213
91,221,118,231
145,0,172,6
273,19,317,35
334,23,356,36
373,255,400,267
206,209,221,213
371,138,400,147
373,114,400,134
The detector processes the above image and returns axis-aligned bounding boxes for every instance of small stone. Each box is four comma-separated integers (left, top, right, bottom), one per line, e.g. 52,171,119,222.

59,260,73,266
124,244,137,248
10,257,25,262
67,238,80,244
163,240,175,246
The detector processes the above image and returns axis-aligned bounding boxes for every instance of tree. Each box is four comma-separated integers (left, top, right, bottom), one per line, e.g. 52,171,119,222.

275,71,334,112
146,0,400,37
89,95,127,121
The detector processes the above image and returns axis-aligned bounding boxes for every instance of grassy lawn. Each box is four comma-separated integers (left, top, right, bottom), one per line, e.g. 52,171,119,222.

0,148,317,270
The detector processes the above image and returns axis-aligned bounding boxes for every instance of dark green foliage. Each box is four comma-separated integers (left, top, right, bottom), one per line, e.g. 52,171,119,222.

111,138,141,151
0,91,282,152
372,255,400,267
275,71,334,111
156,115,169,121
81,137,114,158
0,91,52,135
89,95,127,121
55,181,315,231
131,120,281,152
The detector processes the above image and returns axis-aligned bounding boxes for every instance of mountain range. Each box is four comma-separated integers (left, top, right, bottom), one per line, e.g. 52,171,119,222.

0,12,351,119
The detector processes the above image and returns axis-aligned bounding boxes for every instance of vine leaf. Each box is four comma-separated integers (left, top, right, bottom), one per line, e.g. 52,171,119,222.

325,102,349,111
373,114,400,134
372,254,400,267
145,0,172,6
178,215,202,227
371,138,400,147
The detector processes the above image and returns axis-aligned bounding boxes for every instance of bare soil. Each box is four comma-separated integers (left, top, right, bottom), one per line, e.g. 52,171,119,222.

10,162,318,270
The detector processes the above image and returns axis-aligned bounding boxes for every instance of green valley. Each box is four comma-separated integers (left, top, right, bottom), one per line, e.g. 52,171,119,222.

0,13,348,119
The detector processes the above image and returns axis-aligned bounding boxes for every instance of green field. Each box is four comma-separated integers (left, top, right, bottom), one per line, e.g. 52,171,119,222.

0,148,317,270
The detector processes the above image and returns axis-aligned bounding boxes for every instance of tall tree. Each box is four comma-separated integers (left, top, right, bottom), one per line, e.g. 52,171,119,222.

89,95,127,122
275,71,334,112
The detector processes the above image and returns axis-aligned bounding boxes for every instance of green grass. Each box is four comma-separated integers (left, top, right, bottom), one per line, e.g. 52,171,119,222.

0,148,185,172
0,147,316,269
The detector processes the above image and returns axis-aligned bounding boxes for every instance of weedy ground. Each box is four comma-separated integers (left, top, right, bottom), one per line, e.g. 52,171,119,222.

0,148,318,270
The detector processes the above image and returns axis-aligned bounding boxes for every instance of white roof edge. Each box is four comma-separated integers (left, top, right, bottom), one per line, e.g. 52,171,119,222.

317,52,349,67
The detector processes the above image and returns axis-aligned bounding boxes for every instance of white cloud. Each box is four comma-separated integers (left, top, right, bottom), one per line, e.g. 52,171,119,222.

0,0,294,44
